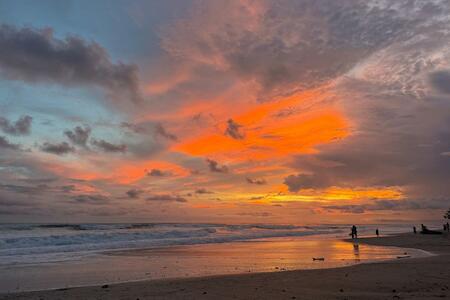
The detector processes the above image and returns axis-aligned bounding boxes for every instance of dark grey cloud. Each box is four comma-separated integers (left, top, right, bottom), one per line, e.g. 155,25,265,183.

20,177,58,184
60,185,76,193
0,136,20,150
126,189,143,199
195,188,214,194
246,177,267,185
121,122,148,134
71,194,110,205
91,139,127,153
0,192,41,215
0,208,37,215
0,183,50,194
206,159,228,173
145,194,187,203
324,198,450,214
190,169,201,175
147,168,170,177
283,174,330,192
0,115,32,136
155,123,177,141
225,119,244,139
0,189,43,216
0,24,142,103
0,197,34,207
120,122,168,159
429,70,450,94
64,125,91,147
40,141,75,155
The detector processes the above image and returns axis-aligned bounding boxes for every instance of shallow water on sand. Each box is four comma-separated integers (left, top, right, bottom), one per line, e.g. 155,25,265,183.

0,235,430,292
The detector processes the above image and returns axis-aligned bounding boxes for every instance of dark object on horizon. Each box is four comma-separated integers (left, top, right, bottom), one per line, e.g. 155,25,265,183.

413,226,417,234
376,228,379,237
312,257,325,261
444,222,450,232
350,225,358,239
420,224,442,235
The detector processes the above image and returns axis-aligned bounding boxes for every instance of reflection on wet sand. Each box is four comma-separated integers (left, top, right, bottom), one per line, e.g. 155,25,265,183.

0,236,428,292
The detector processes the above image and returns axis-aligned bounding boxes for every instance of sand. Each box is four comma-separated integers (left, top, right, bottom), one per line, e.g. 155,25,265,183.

1,233,449,300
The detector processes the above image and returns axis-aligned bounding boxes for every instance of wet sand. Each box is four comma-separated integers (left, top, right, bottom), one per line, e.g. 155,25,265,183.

1,233,449,299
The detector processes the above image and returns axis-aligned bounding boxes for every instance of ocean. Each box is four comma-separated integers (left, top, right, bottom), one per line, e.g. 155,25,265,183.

0,223,429,292
0,222,415,266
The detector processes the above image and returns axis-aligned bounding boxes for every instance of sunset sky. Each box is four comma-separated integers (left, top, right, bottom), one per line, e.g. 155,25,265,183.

0,0,449,224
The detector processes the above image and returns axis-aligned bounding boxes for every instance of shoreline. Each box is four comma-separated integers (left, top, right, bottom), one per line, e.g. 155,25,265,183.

1,233,449,299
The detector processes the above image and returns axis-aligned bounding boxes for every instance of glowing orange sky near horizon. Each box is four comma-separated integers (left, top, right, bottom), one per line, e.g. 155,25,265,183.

35,86,406,207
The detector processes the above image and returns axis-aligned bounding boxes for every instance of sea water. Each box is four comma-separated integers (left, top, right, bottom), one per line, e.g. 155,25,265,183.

0,223,428,292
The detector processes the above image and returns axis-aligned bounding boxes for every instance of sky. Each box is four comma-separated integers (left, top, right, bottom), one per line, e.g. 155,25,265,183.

0,0,449,224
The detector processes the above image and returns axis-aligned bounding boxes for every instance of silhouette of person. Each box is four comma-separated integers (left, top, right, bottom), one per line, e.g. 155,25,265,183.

413,226,417,234
376,228,379,237
351,225,357,239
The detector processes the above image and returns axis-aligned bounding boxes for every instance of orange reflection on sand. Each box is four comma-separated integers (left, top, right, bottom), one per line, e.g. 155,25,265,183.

110,237,414,277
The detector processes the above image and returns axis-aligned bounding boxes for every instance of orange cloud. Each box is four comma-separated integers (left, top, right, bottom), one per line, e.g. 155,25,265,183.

175,111,348,161
114,160,190,184
172,86,349,162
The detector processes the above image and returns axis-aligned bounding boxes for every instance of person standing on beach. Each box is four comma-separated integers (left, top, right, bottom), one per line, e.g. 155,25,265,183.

351,225,358,239
413,226,417,234
376,228,379,237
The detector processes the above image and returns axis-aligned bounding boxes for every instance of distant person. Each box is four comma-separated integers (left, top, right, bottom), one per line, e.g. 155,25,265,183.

413,226,417,234
351,225,358,239
376,228,379,237
447,222,449,232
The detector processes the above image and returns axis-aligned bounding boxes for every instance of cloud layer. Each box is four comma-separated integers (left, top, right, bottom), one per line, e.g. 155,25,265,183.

0,115,32,136
1,0,449,223
0,24,142,104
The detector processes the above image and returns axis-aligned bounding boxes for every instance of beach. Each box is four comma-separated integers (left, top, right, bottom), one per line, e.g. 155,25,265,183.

1,233,449,300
